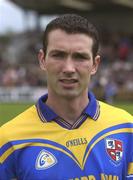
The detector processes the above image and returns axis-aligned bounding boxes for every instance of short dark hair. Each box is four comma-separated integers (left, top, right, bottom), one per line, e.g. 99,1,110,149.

43,14,99,58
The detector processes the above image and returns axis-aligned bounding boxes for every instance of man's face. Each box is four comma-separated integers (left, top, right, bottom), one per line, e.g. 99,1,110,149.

39,29,100,99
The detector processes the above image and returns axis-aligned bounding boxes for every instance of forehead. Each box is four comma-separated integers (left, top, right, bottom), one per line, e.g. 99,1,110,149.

47,29,93,52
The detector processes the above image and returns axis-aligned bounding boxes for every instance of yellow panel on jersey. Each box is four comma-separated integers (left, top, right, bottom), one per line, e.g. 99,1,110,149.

0,92,133,180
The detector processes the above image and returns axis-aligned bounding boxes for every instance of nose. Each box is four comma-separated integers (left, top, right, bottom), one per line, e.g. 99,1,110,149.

62,58,76,75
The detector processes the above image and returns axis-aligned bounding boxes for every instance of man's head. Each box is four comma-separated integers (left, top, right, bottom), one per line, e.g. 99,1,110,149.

39,14,100,99
43,14,99,58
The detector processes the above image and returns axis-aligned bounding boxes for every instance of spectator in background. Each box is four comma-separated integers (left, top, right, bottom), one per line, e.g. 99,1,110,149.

118,37,130,61
103,79,118,104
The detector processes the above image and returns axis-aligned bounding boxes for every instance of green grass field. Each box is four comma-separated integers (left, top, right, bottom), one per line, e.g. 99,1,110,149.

0,102,133,126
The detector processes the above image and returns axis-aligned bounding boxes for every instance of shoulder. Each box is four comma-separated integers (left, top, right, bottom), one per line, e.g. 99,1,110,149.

98,101,133,122
1,105,37,129
0,105,39,146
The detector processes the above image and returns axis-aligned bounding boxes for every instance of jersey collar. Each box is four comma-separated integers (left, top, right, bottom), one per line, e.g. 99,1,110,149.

36,92,100,123
83,92,100,120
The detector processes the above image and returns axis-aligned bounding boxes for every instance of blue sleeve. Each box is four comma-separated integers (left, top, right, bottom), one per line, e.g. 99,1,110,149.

0,159,17,180
0,129,17,180
0,162,16,180
126,131,133,179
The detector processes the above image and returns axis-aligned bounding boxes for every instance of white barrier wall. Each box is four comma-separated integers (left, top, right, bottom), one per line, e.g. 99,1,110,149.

0,87,47,103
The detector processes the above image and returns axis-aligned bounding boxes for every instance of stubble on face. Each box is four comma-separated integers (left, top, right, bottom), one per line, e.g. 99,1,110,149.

44,29,99,100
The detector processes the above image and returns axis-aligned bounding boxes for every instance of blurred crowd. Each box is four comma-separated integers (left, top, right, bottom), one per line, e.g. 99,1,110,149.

0,30,133,102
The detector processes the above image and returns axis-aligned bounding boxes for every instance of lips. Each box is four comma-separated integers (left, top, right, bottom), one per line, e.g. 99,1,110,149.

59,79,78,84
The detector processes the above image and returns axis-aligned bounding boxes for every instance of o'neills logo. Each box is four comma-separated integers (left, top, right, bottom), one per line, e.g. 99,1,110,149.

69,173,119,180
66,138,87,147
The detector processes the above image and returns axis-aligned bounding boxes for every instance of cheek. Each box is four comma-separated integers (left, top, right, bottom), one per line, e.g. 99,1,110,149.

86,63,95,75
77,63,92,75
45,64,61,79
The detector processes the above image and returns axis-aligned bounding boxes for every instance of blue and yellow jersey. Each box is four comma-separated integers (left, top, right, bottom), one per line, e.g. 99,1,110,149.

0,92,133,180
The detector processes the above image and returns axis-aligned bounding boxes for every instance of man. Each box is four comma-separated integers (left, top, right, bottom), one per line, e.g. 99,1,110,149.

0,14,133,180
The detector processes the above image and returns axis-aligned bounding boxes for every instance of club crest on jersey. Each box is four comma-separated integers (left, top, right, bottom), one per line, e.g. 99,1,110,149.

35,149,57,170
105,138,123,163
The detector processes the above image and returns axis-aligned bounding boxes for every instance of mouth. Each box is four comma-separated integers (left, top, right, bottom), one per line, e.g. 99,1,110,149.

59,78,78,88
59,79,78,84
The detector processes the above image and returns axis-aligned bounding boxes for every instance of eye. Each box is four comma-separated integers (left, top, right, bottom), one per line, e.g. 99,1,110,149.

73,53,89,61
51,51,66,59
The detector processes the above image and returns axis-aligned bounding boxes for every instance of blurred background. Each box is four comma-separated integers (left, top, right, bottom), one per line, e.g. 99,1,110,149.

0,0,133,125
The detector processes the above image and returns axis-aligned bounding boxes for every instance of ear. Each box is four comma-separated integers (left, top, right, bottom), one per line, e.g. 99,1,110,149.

38,49,46,70
91,55,100,75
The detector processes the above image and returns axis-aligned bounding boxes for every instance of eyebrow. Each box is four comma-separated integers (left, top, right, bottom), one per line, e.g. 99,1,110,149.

72,52,91,59
49,49,66,54
49,49,90,56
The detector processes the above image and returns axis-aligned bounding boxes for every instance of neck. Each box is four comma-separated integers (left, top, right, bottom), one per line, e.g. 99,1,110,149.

46,93,89,125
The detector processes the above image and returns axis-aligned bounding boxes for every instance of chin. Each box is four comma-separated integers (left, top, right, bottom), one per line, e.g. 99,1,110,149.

58,90,81,99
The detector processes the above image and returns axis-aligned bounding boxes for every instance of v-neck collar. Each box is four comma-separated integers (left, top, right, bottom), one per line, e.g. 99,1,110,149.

36,92,100,129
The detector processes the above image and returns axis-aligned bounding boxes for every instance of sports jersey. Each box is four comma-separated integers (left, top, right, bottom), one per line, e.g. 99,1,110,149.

0,92,133,180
